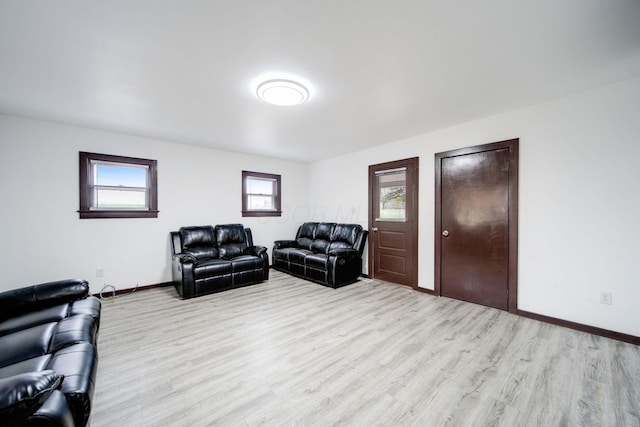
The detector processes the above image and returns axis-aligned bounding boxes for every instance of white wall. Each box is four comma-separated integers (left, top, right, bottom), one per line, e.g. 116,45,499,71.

2,76,639,337
307,76,640,337
0,115,308,295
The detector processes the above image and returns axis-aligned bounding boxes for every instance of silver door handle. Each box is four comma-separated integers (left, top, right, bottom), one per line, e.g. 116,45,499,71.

442,230,449,237
372,227,379,232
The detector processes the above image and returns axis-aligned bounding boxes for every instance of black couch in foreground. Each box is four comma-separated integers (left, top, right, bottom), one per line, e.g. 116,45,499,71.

0,279,100,427
170,224,269,299
273,222,368,288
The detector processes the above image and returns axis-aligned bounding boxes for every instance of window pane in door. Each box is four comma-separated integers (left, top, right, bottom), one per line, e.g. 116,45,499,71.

377,170,406,220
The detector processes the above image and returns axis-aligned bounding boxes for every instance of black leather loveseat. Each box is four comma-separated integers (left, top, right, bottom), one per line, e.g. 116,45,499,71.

273,222,368,288
0,279,100,427
170,224,269,299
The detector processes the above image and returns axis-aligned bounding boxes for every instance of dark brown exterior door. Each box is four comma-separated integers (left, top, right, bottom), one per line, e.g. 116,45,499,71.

435,140,518,311
369,158,419,287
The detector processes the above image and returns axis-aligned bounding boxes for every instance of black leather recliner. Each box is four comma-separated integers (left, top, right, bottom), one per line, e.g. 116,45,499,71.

273,222,368,288
170,224,269,299
0,279,100,427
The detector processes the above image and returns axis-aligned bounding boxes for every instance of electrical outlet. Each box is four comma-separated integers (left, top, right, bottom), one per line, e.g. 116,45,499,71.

96,269,104,278
600,291,612,305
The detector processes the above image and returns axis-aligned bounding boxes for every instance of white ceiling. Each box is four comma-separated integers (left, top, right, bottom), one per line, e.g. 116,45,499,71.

1,1,639,162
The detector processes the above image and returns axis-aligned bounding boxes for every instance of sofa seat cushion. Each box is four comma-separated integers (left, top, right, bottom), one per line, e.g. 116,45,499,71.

0,305,69,337
230,255,264,272
306,253,328,270
310,239,331,254
273,247,296,262
193,259,232,279
289,249,313,265
49,315,98,353
0,323,56,369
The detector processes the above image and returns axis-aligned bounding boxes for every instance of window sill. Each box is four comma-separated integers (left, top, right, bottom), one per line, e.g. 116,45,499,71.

241,210,282,218
78,210,159,219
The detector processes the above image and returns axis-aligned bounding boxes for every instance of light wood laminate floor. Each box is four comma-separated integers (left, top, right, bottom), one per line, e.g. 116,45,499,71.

92,271,640,426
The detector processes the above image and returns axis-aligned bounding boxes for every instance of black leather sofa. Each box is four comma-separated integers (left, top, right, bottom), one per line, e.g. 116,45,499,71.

273,222,368,288
0,279,101,427
171,224,269,299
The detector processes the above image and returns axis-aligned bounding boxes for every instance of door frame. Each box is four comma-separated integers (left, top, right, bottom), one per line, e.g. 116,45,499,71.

434,139,519,313
368,157,420,288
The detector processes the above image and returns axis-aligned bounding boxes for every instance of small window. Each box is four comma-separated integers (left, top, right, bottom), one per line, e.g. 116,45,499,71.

376,168,406,221
79,152,158,219
242,171,281,217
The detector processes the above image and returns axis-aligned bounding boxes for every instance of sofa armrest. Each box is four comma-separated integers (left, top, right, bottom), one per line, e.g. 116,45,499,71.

173,253,197,263
328,248,360,259
245,246,267,257
0,279,89,321
274,240,298,249
0,370,64,425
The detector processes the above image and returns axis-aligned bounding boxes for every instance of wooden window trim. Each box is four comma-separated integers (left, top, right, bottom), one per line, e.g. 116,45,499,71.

242,170,282,217
78,151,159,219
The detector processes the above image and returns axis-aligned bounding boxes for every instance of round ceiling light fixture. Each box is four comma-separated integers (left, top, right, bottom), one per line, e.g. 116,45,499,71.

256,79,309,106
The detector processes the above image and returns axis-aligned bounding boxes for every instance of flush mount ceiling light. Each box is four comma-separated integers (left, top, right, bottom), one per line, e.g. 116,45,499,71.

256,79,309,106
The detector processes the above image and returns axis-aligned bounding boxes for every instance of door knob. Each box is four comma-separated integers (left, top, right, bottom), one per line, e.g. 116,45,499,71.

372,227,379,232
442,230,449,237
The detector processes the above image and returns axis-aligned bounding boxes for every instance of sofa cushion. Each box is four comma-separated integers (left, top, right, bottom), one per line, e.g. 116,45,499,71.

216,224,248,259
315,223,336,240
0,356,51,380
49,315,98,353
28,389,75,427
289,249,313,265
230,255,264,272
311,239,331,254
0,370,64,426
309,223,336,254
194,259,232,279
0,305,69,337
184,247,219,261
69,297,101,324
46,343,97,427
0,280,89,322
296,222,317,250
180,226,215,248
0,323,56,369
328,241,353,252
218,243,247,260
215,224,245,244
306,253,328,270
331,224,362,245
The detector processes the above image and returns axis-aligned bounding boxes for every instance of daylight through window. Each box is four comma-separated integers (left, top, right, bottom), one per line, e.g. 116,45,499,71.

242,171,282,217
79,152,158,219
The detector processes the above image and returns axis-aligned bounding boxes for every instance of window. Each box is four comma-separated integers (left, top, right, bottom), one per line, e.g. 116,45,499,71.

242,171,281,217
79,152,158,219
376,168,406,221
